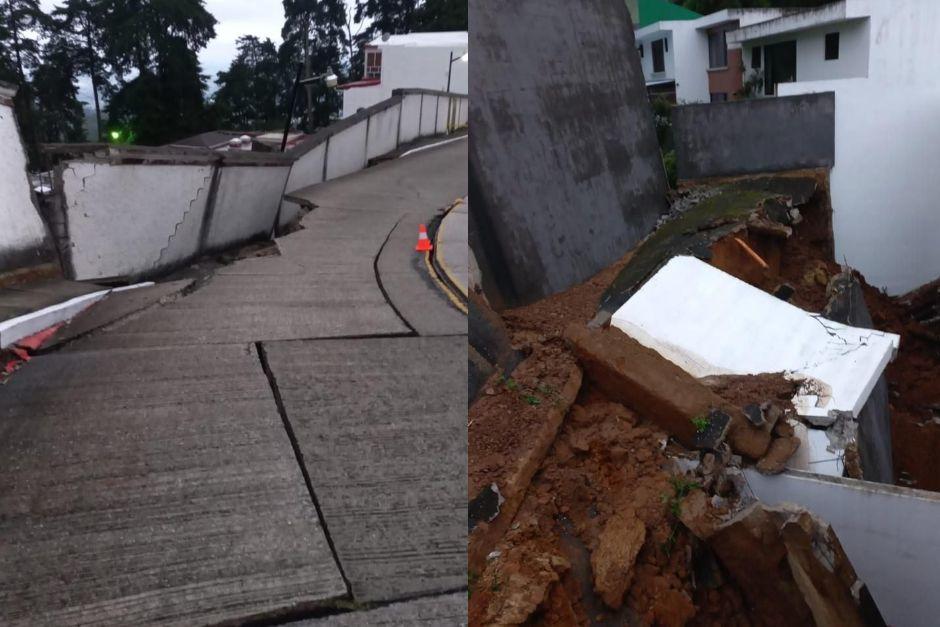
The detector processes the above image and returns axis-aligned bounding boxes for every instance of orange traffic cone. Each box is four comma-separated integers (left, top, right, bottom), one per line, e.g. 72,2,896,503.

415,224,433,252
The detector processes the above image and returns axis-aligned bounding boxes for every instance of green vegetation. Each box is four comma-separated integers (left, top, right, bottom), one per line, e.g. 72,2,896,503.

660,474,701,556
691,415,711,433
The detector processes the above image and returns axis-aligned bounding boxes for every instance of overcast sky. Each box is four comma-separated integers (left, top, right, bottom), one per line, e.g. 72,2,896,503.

38,0,360,104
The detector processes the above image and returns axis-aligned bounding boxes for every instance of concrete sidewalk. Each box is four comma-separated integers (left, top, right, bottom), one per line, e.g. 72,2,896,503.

0,142,468,625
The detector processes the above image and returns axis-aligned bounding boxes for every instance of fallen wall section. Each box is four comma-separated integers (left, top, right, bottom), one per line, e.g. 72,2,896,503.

0,82,58,281
469,0,668,308
673,92,835,180
745,469,940,627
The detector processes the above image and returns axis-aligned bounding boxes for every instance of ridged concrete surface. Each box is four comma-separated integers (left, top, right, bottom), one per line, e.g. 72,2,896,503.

262,336,467,603
300,593,467,625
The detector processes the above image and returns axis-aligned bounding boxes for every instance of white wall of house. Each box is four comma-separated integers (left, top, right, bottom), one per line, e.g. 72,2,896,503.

341,34,468,118
774,0,940,294
0,94,52,271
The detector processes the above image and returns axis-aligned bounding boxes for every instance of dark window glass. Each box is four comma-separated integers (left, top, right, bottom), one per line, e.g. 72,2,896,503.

664,37,668,52
708,29,727,68
652,39,665,73
751,46,761,69
825,32,839,60
638,43,643,58
710,92,728,103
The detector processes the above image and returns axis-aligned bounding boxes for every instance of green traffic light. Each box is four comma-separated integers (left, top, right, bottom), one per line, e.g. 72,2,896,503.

110,130,120,141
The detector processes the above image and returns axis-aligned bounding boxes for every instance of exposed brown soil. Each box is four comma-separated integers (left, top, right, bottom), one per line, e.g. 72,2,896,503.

700,374,801,412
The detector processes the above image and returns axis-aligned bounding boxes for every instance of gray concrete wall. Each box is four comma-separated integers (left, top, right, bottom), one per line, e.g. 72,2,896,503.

673,92,835,180
469,0,668,308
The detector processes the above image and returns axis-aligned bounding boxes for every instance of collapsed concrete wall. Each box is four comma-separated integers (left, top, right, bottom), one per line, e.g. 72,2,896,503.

58,147,293,280
745,469,940,627
672,93,835,180
469,0,668,308
280,88,469,230
0,82,58,282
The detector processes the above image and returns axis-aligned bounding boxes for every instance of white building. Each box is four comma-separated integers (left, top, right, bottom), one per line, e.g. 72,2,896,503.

339,32,468,118
729,2,872,96
634,9,783,103
727,0,940,294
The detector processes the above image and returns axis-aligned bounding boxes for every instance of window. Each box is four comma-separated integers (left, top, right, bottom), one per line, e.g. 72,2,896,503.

364,50,382,79
751,46,761,69
652,38,665,73
708,28,728,68
637,43,643,58
710,92,728,103
825,32,839,60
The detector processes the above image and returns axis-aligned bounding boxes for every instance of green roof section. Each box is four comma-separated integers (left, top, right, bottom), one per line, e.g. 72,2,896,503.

634,0,702,28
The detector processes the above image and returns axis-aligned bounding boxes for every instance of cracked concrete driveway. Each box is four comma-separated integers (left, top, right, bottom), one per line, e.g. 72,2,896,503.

0,140,468,625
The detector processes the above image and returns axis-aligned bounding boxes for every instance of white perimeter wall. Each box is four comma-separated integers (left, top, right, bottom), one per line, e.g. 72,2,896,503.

0,99,51,267
63,162,213,279
777,1,940,294
745,469,940,627
205,165,291,250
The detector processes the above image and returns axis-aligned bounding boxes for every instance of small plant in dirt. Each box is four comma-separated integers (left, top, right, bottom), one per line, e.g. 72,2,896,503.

660,475,702,556
502,376,518,391
691,415,711,433
523,394,541,406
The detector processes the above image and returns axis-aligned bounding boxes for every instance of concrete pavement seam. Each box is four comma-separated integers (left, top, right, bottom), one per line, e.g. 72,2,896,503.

255,341,353,599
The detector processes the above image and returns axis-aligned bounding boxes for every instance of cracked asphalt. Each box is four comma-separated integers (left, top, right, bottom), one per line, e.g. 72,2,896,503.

0,140,468,625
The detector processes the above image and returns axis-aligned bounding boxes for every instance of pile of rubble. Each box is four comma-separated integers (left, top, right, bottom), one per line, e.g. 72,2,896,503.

468,171,937,625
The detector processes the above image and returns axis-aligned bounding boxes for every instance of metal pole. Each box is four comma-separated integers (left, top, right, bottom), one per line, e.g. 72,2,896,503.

281,63,303,152
446,51,454,93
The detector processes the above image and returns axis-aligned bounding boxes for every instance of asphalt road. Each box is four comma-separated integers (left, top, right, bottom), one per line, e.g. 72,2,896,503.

0,140,468,625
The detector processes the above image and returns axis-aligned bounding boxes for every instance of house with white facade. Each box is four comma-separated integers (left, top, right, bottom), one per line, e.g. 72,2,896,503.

729,2,871,96
725,0,940,295
338,31,468,118
634,8,783,103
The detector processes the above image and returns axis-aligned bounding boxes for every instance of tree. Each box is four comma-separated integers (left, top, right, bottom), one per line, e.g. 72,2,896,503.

281,0,347,131
413,0,467,31
54,0,108,140
0,0,47,160
213,36,282,130
102,0,217,144
31,38,87,143
354,0,419,38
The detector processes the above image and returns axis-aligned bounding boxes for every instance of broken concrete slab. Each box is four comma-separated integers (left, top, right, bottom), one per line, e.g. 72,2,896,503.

0,281,155,349
565,324,768,457
297,592,467,625
0,279,102,322
43,279,193,349
260,336,466,603
611,256,900,423
0,343,346,625
596,179,816,319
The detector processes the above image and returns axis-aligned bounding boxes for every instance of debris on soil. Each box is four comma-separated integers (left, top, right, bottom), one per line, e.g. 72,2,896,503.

591,509,646,609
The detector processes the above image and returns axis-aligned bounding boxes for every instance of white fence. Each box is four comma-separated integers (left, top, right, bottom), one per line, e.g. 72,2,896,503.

50,88,467,281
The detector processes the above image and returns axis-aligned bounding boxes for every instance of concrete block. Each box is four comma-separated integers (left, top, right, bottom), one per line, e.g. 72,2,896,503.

205,164,291,250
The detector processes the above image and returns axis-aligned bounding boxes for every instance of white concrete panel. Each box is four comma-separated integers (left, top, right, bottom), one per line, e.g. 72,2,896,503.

325,123,368,180
399,94,422,143
365,105,401,160
0,100,50,264
342,84,384,118
435,95,449,134
456,97,468,127
418,94,437,136
284,143,326,195
780,79,940,294
744,469,940,627
611,256,899,421
63,162,213,279
205,165,291,250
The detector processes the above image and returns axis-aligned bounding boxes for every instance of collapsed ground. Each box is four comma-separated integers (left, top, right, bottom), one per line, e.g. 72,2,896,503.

468,171,939,625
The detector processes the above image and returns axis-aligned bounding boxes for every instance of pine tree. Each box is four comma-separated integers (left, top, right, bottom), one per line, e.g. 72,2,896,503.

31,37,87,142
354,0,420,38
281,0,347,131
213,36,282,130
0,0,47,161
414,0,467,31
102,0,217,144
54,0,108,140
